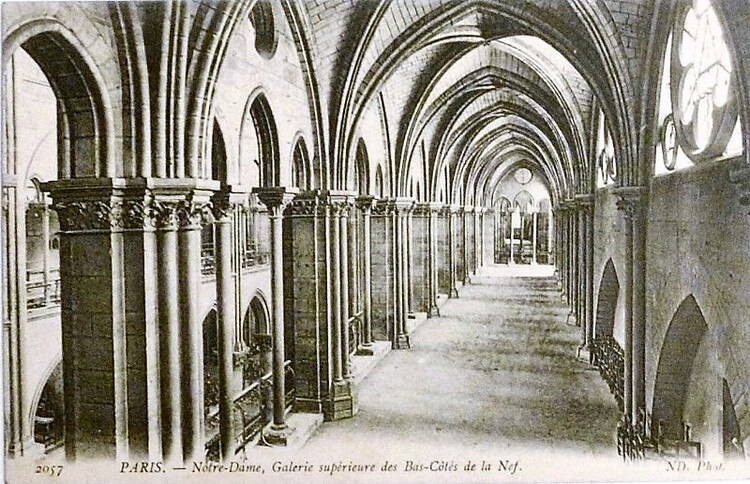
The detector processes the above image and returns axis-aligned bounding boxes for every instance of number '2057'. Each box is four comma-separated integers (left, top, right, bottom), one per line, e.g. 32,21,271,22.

36,465,63,477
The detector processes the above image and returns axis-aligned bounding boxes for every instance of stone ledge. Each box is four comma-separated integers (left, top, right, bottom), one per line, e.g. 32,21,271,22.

255,413,323,453
350,341,391,387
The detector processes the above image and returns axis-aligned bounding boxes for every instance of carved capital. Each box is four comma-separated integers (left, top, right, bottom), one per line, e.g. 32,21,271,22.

52,200,117,232
287,193,321,216
177,198,212,229
355,195,377,214
211,193,236,221
413,203,431,217
372,198,395,216
254,187,299,217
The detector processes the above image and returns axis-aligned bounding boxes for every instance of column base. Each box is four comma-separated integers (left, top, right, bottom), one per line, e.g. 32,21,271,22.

323,381,355,421
262,423,295,447
449,287,459,298
576,344,592,363
356,344,375,356
394,333,411,349
427,305,440,318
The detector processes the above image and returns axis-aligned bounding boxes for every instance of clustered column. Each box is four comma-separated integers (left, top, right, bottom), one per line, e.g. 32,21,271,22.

356,196,376,355
615,187,647,424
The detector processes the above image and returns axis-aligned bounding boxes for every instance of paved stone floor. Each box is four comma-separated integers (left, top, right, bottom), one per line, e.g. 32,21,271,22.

289,264,627,482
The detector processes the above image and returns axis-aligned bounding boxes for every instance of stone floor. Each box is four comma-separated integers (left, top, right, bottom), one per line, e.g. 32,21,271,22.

286,264,630,482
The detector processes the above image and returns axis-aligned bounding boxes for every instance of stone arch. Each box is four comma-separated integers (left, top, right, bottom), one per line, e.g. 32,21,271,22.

3,20,115,178
652,295,709,440
354,138,370,194
291,134,311,190
595,259,620,340
28,355,63,449
242,293,271,347
239,90,280,187
513,190,534,213
375,164,384,198
211,119,228,182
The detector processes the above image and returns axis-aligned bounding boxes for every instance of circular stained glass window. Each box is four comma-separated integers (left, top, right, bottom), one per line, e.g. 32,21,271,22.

514,167,532,185
670,0,737,161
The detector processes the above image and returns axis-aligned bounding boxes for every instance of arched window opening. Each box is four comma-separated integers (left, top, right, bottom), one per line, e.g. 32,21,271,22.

375,165,384,198
211,119,227,182
248,0,278,60
249,95,280,187
292,137,310,190
33,362,64,452
354,139,370,194
596,111,617,187
655,0,743,175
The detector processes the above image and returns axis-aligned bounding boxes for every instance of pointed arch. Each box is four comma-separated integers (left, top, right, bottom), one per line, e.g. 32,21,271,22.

652,295,709,440
239,90,280,187
595,259,620,340
3,20,116,178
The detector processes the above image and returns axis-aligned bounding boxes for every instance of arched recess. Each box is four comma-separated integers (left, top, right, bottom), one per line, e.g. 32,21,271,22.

652,295,708,440
3,23,114,178
513,190,534,213
211,119,228,182
29,358,64,450
375,164,384,198
595,259,620,340
240,91,280,187
242,295,270,347
354,138,370,194
291,135,311,190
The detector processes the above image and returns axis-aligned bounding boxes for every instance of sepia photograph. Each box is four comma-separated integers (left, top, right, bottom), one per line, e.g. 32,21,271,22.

1,0,750,482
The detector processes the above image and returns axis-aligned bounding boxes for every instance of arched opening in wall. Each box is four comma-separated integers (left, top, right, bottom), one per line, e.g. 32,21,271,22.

248,0,278,60
249,94,280,187
512,190,534,263
354,139,370,194
722,378,745,458
211,119,227,182
652,296,709,443
292,137,310,190
202,309,220,436
1,30,103,453
32,361,63,452
240,297,271,386
494,197,512,264
375,165,384,197
595,259,620,340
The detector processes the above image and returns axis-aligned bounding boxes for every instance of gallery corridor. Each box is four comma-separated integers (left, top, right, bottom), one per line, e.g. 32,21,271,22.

295,265,622,478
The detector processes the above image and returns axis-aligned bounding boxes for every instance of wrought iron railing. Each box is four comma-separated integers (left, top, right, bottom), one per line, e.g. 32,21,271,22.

241,250,270,269
201,244,216,276
26,270,61,309
205,360,295,460
591,336,624,411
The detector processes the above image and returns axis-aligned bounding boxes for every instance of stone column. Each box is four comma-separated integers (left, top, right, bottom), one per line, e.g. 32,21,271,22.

616,187,647,423
428,202,441,317
370,199,397,343
339,201,352,379
531,210,538,265
394,198,414,348
254,187,298,444
463,206,473,283
356,196,376,355
177,190,213,462
211,191,242,460
411,203,430,314
447,205,460,297
576,194,594,348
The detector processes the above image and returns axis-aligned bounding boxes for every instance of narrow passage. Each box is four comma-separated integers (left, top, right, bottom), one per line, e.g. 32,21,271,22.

296,265,621,478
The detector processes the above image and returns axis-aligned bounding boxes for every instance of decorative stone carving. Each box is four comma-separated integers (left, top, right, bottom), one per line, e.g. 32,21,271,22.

52,200,117,232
